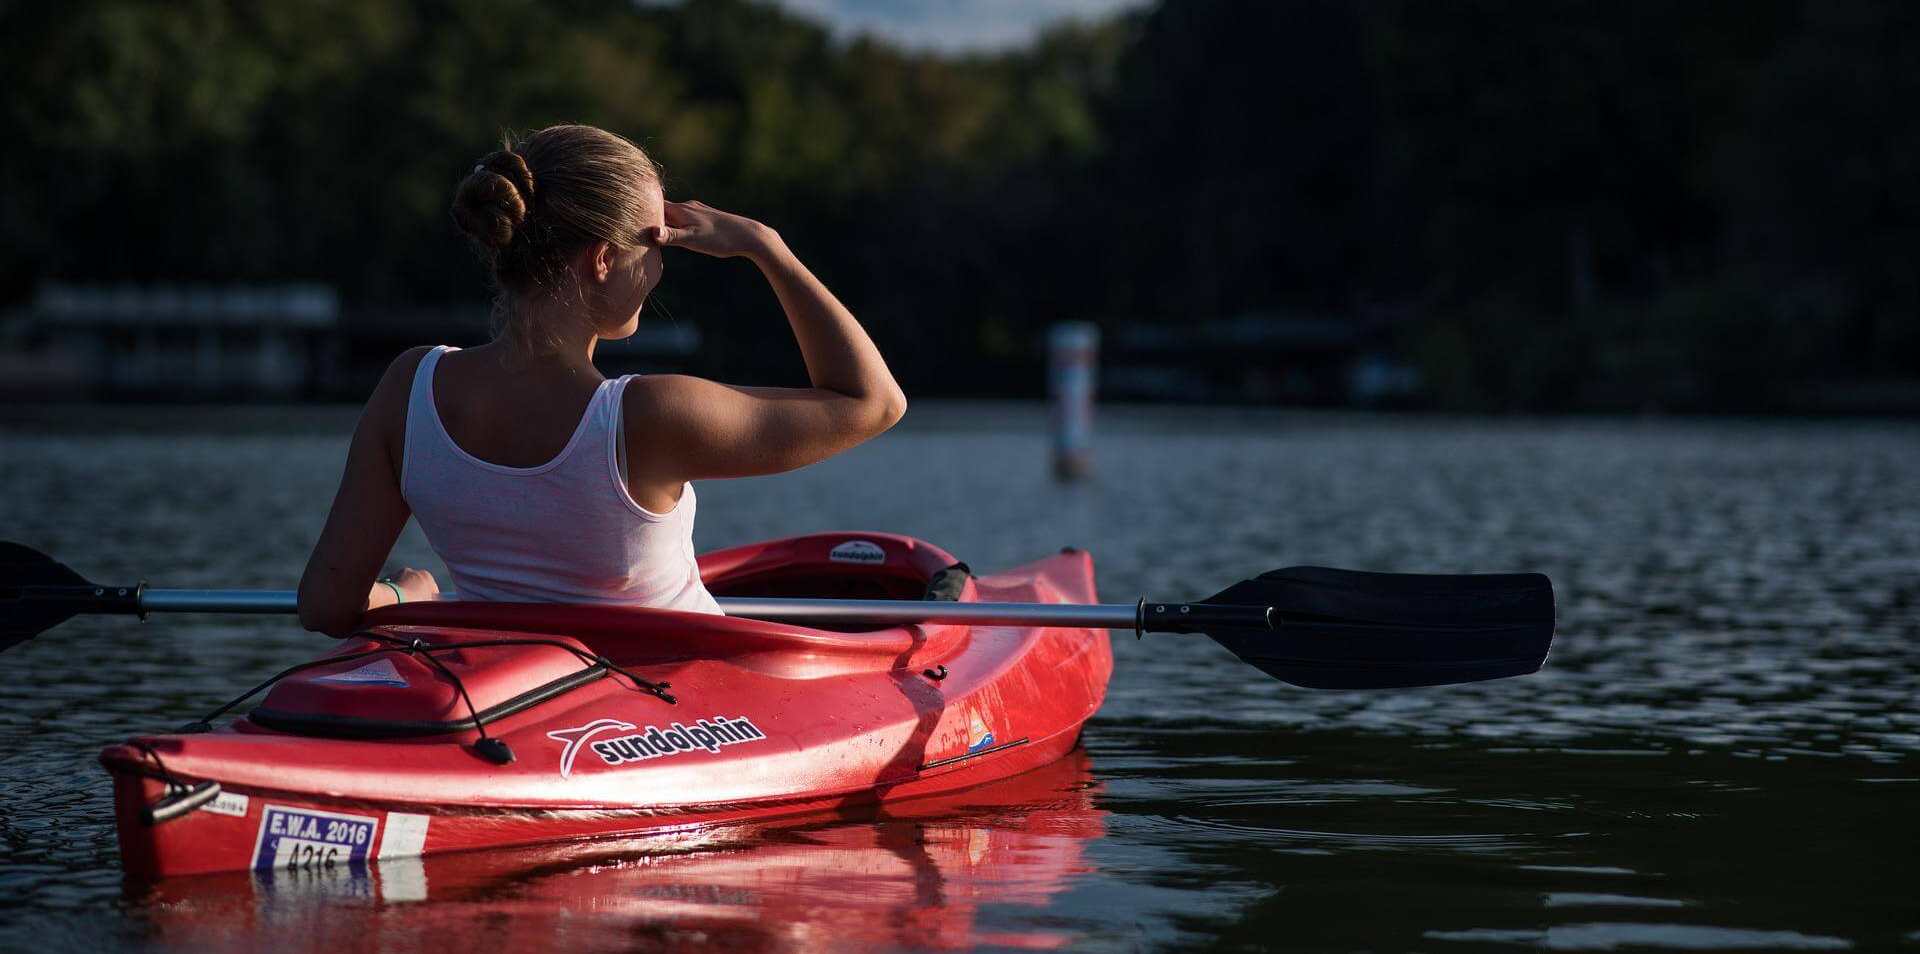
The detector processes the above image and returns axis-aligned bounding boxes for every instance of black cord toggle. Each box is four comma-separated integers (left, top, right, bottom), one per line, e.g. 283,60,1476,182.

404,637,513,765
472,737,515,765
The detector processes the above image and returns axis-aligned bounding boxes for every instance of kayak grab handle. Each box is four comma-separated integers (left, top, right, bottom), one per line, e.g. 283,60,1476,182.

143,779,222,826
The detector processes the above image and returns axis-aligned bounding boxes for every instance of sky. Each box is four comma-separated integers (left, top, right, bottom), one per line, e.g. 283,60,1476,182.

765,0,1149,53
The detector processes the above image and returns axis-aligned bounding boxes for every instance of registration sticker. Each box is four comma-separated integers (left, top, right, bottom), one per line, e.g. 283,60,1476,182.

205,790,251,818
252,805,379,872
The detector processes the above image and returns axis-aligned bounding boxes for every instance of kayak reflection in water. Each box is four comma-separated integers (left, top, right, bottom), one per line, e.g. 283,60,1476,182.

295,124,907,636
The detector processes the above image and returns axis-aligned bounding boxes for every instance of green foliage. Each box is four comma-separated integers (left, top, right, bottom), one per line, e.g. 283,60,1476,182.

2,0,1914,409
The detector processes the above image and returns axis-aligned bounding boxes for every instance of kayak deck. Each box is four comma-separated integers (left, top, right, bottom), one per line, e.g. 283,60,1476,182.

100,533,1113,878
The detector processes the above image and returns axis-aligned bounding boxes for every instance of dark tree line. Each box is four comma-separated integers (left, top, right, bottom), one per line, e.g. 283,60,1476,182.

4,0,1914,410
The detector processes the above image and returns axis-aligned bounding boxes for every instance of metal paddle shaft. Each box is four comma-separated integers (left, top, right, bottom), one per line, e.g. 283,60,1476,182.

3,541,1555,689
136,589,1142,626
721,597,1269,633
132,590,1269,635
720,597,1142,629
142,589,300,614
22,583,1153,628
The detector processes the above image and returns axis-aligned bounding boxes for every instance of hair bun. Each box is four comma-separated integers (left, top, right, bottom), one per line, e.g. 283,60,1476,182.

451,150,537,250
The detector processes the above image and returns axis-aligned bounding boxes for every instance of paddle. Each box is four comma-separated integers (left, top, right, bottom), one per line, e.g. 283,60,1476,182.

0,541,1554,689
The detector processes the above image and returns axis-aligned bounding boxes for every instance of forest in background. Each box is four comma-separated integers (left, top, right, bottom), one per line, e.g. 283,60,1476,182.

3,0,1915,411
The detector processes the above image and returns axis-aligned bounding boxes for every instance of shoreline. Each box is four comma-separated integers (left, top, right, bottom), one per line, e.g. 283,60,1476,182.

1,399,1915,438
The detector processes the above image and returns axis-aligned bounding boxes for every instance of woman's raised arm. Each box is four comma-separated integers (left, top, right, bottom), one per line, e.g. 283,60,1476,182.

624,201,906,484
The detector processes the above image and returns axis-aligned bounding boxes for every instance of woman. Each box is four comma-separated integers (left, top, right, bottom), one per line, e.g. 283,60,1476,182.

296,124,906,636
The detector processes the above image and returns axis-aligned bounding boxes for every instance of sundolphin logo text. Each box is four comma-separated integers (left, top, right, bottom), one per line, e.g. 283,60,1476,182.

828,540,886,564
591,716,765,766
545,718,638,779
545,716,767,776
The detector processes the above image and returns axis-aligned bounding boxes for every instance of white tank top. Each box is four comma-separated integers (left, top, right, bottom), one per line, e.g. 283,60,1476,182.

400,346,720,614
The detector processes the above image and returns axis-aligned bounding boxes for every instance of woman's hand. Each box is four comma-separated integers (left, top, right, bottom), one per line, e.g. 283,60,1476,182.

390,567,440,602
650,200,779,261
365,567,438,615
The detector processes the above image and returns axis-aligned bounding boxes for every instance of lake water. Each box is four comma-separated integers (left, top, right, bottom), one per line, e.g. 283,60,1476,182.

1,405,1915,952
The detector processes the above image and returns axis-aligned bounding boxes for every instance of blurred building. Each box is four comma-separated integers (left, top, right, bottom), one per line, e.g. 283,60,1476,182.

0,288,705,402
1103,313,1421,406
5,284,339,400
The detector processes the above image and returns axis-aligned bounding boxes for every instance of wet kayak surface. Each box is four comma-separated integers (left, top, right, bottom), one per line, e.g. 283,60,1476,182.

1,405,1915,952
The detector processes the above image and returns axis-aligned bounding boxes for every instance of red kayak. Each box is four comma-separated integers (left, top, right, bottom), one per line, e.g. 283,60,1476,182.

99,532,1113,879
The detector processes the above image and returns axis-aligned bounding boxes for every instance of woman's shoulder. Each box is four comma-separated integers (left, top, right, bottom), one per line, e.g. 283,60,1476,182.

619,372,699,412
617,373,719,480
388,344,442,377
370,346,440,406
618,373,736,440
362,346,443,455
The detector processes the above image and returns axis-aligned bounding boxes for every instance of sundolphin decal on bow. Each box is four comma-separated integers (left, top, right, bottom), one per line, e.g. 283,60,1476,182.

546,718,638,779
545,715,770,778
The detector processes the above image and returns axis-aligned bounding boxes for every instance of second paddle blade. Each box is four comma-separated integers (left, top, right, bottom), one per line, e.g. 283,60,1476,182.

1204,566,1555,689
0,542,95,649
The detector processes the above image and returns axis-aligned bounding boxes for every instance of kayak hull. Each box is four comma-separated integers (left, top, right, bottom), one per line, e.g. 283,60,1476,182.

101,533,1112,879
137,749,1106,951
107,722,1089,880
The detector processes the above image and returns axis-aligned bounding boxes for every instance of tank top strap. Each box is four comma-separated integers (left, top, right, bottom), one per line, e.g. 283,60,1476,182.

606,374,640,499
402,345,455,496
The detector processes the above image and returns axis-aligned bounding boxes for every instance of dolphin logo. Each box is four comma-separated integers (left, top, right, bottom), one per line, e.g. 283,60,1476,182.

546,718,638,778
966,712,996,754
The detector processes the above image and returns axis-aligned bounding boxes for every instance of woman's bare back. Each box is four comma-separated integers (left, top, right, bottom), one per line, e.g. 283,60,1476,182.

426,344,608,470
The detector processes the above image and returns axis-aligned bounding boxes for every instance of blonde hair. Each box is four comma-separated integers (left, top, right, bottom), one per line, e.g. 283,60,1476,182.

450,124,662,349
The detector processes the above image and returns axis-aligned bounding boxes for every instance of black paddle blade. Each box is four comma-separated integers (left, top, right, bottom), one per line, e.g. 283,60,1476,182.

0,542,95,648
1203,566,1555,689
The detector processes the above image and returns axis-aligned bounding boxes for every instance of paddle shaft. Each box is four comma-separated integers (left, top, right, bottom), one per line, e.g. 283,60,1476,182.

85,587,1237,632
5,541,1553,689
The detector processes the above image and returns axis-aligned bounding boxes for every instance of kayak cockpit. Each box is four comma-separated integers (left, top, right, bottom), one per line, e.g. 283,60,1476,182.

233,534,980,740
697,531,973,611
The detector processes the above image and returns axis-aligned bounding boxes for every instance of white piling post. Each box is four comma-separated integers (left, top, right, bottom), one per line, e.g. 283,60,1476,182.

1048,322,1100,481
